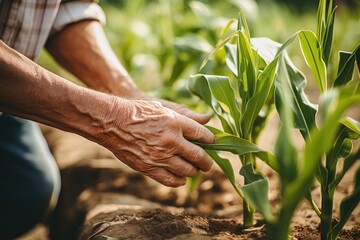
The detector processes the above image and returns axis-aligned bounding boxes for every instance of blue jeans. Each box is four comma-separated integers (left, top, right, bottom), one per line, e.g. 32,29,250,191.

0,114,61,239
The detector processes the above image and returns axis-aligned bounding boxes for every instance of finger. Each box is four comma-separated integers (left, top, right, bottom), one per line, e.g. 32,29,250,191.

178,108,211,125
165,156,199,177
177,115,215,144
160,100,211,124
176,139,213,172
144,167,187,187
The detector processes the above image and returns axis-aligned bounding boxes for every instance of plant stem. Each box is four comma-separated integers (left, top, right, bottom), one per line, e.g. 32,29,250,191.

320,190,333,240
243,196,254,228
321,156,337,240
242,153,255,228
267,222,290,240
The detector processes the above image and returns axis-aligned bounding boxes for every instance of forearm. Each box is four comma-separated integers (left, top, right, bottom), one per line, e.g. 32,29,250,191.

46,20,144,99
0,40,122,143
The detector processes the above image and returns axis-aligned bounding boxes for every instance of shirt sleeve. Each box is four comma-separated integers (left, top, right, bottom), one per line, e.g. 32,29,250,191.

50,0,106,36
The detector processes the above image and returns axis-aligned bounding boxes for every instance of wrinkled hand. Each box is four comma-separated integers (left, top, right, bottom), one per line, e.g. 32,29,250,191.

157,99,211,125
121,90,211,125
103,99,215,187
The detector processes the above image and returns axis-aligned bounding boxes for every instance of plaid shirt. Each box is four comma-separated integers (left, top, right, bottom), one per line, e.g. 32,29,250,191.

0,0,105,60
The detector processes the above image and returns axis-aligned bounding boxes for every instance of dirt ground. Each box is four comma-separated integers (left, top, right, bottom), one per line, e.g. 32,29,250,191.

18,112,359,239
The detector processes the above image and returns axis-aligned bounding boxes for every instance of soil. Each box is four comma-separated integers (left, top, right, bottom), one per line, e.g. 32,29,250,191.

19,114,360,240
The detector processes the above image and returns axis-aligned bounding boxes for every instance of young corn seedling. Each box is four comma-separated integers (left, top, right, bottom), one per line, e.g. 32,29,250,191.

243,52,359,240
272,0,360,239
189,11,281,228
190,0,359,238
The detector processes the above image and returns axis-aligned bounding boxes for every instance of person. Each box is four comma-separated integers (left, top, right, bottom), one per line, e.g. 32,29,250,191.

0,0,215,238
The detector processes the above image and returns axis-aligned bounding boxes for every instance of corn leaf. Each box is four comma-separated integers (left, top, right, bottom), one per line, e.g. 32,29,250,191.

298,30,327,92
282,88,360,215
206,150,242,197
237,9,250,41
206,75,241,130
334,118,360,159
240,178,275,222
225,43,238,77
316,0,326,43
193,129,278,172
250,37,282,65
237,30,256,100
200,30,240,70
275,56,298,184
189,74,235,134
330,168,360,240
240,163,264,183
275,54,318,138
340,117,360,135
305,189,321,217
329,148,360,195
322,7,336,65
334,44,360,87
242,57,278,138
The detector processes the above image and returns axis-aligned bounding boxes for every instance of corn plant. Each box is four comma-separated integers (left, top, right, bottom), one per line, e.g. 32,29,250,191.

189,0,359,238
270,0,360,239
189,11,282,228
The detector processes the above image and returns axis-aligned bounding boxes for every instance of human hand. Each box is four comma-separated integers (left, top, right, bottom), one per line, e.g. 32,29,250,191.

103,98,215,187
124,91,211,125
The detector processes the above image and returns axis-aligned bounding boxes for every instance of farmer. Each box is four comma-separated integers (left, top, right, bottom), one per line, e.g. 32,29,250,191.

0,0,215,238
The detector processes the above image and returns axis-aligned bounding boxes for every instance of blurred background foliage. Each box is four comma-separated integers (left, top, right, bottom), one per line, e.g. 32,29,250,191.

37,0,360,107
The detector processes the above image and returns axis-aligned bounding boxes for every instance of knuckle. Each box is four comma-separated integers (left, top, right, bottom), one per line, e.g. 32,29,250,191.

193,125,202,140
184,165,197,177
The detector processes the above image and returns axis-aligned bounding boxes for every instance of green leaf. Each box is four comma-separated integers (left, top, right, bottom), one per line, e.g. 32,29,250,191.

275,54,318,139
189,74,235,134
200,30,240,70
193,130,278,172
326,118,360,174
298,30,327,92
237,30,256,100
322,7,336,65
340,117,360,135
334,45,360,87
330,167,360,240
225,43,238,77
206,150,242,197
240,163,264,183
205,75,241,131
275,56,298,186
316,0,326,42
242,57,278,138
305,189,321,217
329,148,360,194
240,178,275,222
250,37,282,65
281,87,360,226
237,9,250,41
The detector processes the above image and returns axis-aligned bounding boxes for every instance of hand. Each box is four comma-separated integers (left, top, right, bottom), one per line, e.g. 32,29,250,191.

157,99,211,125
103,99,215,187
124,91,211,125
